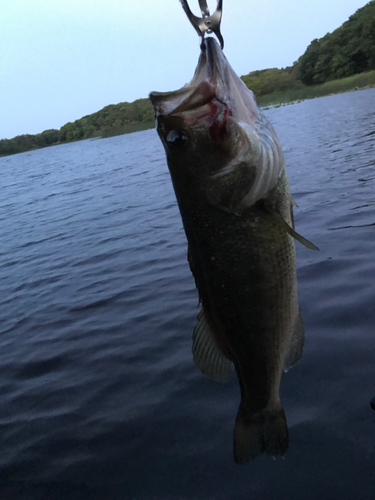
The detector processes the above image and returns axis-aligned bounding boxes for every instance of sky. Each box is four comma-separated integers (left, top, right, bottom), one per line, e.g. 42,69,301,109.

0,0,369,139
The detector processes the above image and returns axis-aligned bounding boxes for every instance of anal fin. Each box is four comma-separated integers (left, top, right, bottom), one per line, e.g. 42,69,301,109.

192,309,234,382
283,310,305,372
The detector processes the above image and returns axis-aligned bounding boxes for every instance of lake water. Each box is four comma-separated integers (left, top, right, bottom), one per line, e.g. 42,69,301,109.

1,88,375,500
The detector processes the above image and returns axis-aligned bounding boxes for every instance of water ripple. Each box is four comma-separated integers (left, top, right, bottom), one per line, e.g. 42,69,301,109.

0,92,375,498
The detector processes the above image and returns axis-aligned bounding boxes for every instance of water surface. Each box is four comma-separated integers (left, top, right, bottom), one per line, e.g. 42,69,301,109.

1,88,375,499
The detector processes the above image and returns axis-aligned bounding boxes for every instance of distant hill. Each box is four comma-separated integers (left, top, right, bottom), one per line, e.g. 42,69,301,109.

241,0,375,97
1,0,374,157
297,0,375,84
0,99,154,157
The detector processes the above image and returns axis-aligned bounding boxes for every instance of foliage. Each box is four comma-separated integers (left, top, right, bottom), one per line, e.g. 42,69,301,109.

241,66,303,97
242,1,375,95
57,98,154,143
0,98,154,157
256,69,375,107
297,0,375,85
0,130,60,157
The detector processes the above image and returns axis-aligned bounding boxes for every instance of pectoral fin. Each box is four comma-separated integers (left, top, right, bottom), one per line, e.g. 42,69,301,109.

192,309,234,382
260,200,319,251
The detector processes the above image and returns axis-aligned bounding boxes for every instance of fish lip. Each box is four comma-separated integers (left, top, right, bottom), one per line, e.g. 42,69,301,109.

170,81,217,115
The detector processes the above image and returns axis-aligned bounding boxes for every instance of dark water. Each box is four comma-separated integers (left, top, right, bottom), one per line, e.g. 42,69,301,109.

1,88,374,499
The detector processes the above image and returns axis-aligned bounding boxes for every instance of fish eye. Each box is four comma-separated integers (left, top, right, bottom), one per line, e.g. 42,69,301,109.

166,130,187,148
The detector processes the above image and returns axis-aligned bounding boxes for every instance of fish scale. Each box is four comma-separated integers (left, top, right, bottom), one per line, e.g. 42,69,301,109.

150,37,310,463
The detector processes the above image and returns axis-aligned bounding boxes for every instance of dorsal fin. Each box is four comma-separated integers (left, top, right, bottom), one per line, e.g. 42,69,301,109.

260,200,319,251
192,309,234,382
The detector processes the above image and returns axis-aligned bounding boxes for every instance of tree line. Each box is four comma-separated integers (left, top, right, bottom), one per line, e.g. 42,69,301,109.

241,0,375,96
298,0,375,84
0,99,154,157
1,0,374,157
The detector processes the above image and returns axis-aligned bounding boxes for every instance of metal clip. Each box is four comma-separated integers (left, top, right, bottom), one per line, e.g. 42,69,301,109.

180,0,224,49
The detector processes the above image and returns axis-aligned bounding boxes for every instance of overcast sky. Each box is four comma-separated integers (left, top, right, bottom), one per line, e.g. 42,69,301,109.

0,0,369,139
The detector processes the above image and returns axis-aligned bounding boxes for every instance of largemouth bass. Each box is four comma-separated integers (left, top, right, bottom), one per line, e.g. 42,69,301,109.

149,38,314,463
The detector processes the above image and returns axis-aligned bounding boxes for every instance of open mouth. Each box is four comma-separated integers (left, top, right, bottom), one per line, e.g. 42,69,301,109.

149,37,259,132
171,81,217,115
149,38,236,140
150,38,228,115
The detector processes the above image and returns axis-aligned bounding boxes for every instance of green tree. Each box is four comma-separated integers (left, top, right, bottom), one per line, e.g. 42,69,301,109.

298,0,375,85
298,39,321,85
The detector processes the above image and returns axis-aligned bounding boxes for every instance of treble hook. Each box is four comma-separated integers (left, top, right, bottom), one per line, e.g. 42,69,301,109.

180,0,224,49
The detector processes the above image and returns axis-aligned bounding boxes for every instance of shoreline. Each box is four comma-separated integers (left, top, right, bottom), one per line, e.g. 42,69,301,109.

1,73,375,158
256,70,375,107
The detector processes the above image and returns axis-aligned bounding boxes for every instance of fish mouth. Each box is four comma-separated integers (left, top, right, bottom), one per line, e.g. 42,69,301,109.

149,38,259,126
149,38,285,207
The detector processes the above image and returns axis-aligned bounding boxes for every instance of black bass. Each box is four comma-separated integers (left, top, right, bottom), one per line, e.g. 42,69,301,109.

149,37,315,463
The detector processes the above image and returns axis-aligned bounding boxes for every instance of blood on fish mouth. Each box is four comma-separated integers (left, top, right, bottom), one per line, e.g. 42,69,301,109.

170,80,233,143
208,100,232,144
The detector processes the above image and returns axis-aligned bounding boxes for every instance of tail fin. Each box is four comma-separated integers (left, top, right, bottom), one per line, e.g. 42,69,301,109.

233,404,288,464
